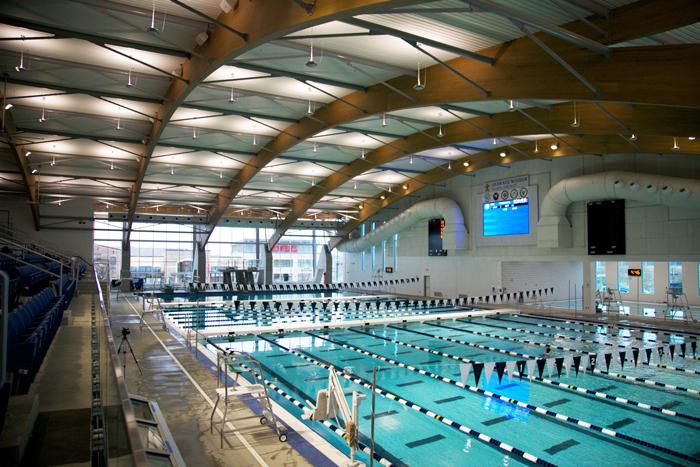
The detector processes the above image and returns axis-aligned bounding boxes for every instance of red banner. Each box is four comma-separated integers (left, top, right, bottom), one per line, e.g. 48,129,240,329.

272,244,298,253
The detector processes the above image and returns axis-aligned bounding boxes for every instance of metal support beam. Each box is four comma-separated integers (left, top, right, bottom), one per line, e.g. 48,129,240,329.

230,62,368,92
548,0,609,38
342,18,496,66
563,0,611,20
339,60,417,103
167,0,248,41
4,77,163,105
179,103,298,124
407,41,491,97
441,104,492,119
0,14,190,58
68,0,211,29
593,102,631,132
272,40,415,76
288,0,315,15
512,20,603,97
335,126,406,140
465,0,611,56
101,45,189,84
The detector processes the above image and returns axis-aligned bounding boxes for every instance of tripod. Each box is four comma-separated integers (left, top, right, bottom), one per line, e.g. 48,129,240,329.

117,328,142,375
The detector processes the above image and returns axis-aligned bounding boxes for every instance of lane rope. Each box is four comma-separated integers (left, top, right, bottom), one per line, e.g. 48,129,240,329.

255,335,558,467
370,325,700,423
452,318,700,378
305,331,700,464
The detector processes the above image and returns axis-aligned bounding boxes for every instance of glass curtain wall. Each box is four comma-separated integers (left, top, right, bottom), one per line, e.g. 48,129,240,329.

595,261,606,291
669,262,683,293
93,219,123,280
130,223,194,287
617,261,630,293
642,262,654,294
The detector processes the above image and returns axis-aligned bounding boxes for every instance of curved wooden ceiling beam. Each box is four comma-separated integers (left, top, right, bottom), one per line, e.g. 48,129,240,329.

268,102,700,247
124,0,429,242
199,1,700,245
329,133,700,249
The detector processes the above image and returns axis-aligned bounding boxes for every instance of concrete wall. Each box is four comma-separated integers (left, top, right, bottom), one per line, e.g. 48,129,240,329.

345,153,700,300
6,198,94,260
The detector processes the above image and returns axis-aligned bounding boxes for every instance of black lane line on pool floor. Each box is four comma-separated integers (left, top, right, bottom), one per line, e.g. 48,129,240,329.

310,330,700,465
485,316,700,361
258,334,559,467
421,322,700,412
405,434,445,449
449,320,700,389
544,440,580,455
483,416,511,426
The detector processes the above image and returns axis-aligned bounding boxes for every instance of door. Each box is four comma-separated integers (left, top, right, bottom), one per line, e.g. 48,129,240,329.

424,275,430,297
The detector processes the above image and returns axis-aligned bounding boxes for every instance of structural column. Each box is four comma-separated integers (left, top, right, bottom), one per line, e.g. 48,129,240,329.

194,244,206,283
120,240,131,292
264,245,273,285
323,245,332,284
582,261,596,314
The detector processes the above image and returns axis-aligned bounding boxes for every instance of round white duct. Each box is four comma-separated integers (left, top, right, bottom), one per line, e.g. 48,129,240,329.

538,171,700,248
335,198,468,253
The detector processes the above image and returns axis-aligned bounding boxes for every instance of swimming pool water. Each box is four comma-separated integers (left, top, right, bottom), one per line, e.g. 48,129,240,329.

204,314,700,467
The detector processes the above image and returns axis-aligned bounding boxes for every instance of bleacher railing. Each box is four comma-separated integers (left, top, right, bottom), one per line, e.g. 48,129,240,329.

0,223,78,263
94,270,148,467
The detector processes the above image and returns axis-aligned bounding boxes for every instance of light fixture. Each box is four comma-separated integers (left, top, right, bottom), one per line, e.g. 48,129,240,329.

361,139,365,159
354,181,357,189
629,134,637,141
24,151,31,157
388,186,391,193
311,178,315,186
463,160,470,167
146,0,160,35
219,169,223,178
126,69,134,88
500,151,506,158
508,100,516,112
271,173,274,183
51,146,56,166
306,35,317,68
534,140,539,153
381,113,387,127
253,125,257,146
380,194,386,200
313,142,317,153
673,137,679,150
413,59,424,91
306,87,313,115
493,137,497,145
402,183,408,190
690,136,696,140
171,166,174,175
437,124,444,138
229,74,237,103
15,35,26,72
551,142,559,150
110,160,114,170
4,103,12,110
39,96,46,122
31,169,38,174
410,154,413,164
191,118,196,138
448,160,452,170
571,101,579,127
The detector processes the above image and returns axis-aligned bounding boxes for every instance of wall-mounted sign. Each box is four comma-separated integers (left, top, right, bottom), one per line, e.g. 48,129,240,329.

484,175,529,192
628,268,641,276
272,244,298,253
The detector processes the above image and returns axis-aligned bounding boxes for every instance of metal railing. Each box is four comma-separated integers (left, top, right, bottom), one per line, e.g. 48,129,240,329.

94,270,149,467
0,223,79,262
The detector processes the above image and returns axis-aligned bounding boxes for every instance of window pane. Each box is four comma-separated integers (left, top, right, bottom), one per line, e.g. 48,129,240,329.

393,234,398,272
669,262,682,293
642,262,654,294
618,261,629,293
595,261,606,291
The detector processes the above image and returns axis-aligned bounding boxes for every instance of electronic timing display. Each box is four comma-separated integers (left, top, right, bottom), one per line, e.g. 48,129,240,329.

483,197,530,237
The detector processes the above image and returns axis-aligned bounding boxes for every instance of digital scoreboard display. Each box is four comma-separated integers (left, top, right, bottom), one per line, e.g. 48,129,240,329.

483,198,530,237
428,218,447,256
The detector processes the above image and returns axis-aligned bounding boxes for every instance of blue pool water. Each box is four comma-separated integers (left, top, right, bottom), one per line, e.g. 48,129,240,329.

201,314,700,467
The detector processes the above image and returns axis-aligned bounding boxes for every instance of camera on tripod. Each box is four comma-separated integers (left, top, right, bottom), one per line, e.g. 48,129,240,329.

121,327,130,337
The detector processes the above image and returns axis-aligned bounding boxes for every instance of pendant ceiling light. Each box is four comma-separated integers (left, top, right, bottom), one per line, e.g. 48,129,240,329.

571,101,580,128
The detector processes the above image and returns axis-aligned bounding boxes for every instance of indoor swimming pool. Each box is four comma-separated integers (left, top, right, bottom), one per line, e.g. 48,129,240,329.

198,314,700,467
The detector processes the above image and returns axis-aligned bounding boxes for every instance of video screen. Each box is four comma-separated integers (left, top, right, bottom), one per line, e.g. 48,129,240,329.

483,198,529,236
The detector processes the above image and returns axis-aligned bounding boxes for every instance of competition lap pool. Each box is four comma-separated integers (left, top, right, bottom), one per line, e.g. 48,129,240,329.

166,307,700,467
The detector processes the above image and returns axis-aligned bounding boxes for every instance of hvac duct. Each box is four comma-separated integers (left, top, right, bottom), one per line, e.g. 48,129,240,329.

335,198,468,253
538,171,700,248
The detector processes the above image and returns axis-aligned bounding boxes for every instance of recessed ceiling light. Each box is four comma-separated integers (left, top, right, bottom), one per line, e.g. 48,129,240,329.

500,151,506,158
629,134,637,141
380,194,385,200
551,142,559,150
463,161,470,167
4,103,12,110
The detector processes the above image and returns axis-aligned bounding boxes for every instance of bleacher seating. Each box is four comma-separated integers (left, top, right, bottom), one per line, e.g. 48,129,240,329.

5,275,76,395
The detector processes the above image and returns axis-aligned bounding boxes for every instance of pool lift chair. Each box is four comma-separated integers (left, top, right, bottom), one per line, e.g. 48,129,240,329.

210,351,287,448
302,366,367,467
665,287,697,323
